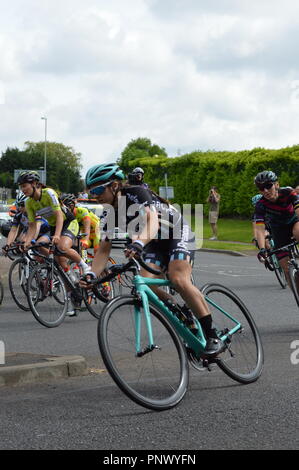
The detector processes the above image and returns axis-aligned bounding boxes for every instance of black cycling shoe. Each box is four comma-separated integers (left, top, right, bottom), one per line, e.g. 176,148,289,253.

202,337,226,358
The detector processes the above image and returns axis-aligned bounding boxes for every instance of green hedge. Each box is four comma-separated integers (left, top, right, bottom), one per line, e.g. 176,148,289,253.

127,146,299,217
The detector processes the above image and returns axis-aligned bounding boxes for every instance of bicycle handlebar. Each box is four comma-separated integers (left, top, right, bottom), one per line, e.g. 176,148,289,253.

266,238,299,257
85,254,162,286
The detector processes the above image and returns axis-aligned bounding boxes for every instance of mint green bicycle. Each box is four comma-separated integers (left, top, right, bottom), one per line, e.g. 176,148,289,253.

96,258,264,410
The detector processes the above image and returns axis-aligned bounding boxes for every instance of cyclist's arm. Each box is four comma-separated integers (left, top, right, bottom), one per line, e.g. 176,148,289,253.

7,225,19,245
24,222,37,248
131,206,159,246
81,216,91,241
90,239,112,276
52,209,64,241
255,223,266,250
34,220,43,240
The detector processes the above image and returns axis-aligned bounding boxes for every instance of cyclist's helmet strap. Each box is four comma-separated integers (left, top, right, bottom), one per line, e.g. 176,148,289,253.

254,170,278,187
85,163,125,188
17,170,41,185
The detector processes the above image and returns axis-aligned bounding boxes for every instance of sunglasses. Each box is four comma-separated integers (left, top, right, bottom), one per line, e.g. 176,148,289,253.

89,181,112,196
258,182,274,191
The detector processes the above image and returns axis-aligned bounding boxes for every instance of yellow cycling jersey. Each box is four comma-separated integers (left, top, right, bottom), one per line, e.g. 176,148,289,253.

73,206,100,231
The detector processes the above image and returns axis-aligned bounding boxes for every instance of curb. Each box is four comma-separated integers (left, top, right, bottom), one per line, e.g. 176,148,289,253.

198,248,248,257
0,353,88,387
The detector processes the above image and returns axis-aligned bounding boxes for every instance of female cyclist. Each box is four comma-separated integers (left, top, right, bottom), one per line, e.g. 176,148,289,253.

83,163,225,358
17,171,90,274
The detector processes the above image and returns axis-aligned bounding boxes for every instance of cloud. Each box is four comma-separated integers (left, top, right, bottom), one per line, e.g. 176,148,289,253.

0,0,299,179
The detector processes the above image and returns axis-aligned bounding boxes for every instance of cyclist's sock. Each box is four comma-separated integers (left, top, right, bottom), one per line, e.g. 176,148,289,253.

199,315,218,339
79,260,89,273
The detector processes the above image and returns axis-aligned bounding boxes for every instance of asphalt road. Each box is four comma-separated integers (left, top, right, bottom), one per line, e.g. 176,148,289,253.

1,248,299,451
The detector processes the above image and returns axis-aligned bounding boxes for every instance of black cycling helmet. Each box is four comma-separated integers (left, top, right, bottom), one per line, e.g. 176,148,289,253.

61,193,76,206
17,170,40,185
254,171,278,188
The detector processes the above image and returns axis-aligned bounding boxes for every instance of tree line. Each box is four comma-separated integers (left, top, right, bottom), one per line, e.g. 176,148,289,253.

0,141,84,195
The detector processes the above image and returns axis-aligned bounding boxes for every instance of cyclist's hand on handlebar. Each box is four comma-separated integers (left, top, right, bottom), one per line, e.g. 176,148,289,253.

52,235,60,245
124,241,144,259
257,248,267,262
2,244,9,256
79,271,97,288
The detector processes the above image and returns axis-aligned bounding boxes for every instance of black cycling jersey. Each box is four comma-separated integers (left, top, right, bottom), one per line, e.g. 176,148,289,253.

254,187,299,228
101,185,196,268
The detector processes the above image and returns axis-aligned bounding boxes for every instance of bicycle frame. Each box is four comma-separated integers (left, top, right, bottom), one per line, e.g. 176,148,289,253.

132,274,242,359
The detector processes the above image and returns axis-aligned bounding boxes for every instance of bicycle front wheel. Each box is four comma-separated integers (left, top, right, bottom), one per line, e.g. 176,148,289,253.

201,283,264,384
270,254,287,289
98,295,189,411
289,264,299,307
27,264,67,327
8,258,31,311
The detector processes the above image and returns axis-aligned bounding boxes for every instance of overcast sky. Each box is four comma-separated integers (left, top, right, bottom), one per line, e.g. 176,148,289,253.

1,0,299,178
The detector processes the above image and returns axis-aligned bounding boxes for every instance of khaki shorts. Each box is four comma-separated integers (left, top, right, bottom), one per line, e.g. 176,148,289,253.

209,211,219,224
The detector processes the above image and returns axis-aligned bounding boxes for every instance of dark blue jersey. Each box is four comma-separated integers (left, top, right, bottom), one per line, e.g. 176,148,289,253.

254,187,299,228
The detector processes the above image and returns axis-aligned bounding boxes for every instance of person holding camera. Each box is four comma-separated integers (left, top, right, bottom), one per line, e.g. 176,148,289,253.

128,167,149,189
207,186,220,240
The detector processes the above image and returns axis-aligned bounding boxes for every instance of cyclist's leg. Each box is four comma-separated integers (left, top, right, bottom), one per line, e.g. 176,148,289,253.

142,241,174,303
271,224,293,286
292,221,299,291
56,220,89,272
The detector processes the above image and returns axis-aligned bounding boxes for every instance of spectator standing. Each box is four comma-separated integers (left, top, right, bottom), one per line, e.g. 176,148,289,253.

207,186,220,240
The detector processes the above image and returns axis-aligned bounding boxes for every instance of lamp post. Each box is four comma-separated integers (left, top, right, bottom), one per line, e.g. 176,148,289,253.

41,116,47,184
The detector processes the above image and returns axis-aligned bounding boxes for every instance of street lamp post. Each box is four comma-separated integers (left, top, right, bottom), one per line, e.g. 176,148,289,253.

41,116,47,184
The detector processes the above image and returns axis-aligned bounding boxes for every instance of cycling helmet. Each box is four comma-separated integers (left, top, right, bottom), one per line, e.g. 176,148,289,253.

85,163,125,188
15,191,28,206
17,170,40,184
251,194,263,206
0,221,12,238
254,171,277,188
60,193,76,206
132,167,144,175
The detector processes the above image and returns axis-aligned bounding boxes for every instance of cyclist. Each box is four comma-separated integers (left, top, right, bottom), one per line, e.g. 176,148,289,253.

60,194,101,254
17,171,90,275
83,162,225,358
2,192,51,254
128,167,149,189
253,170,299,285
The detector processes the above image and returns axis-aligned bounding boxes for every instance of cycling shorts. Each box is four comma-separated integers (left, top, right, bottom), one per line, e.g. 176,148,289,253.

50,219,79,243
143,238,195,271
271,218,299,260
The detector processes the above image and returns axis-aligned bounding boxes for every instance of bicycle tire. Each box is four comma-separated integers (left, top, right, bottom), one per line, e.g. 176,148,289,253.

201,283,264,384
98,295,189,411
270,254,287,289
27,264,67,327
8,258,31,311
289,264,299,307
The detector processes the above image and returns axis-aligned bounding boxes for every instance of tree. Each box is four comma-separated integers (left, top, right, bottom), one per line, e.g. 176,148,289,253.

118,137,167,171
0,142,84,194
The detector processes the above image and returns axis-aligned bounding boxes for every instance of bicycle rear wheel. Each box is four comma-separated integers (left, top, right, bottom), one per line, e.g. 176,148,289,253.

8,258,31,311
27,264,67,327
201,283,264,384
98,295,189,411
289,264,299,307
